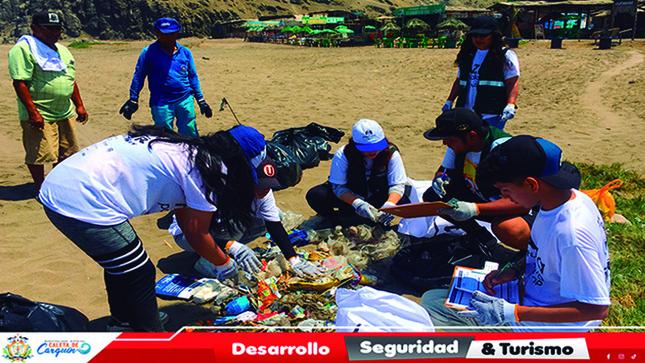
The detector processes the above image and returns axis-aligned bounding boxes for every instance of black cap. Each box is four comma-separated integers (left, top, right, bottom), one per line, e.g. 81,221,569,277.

468,15,498,36
32,11,63,26
256,157,281,190
424,108,483,141
494,135,581,189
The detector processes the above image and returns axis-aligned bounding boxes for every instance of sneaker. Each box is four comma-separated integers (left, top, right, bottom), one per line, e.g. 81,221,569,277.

107,311,169,332
194,257,218,278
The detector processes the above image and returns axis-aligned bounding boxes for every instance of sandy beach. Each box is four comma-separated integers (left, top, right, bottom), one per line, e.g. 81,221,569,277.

1,38,644,331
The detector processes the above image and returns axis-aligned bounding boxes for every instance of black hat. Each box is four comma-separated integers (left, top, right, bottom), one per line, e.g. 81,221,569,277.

256,157,281,190
32,11,62,26
468,15,498,36
494,135,581,189
424,108,483,140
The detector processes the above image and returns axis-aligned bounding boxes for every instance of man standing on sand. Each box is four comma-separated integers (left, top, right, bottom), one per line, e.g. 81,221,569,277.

119,17,212,137
8,10,89,191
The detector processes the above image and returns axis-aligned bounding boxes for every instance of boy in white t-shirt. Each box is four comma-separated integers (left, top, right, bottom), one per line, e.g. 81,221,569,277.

421,135,611,331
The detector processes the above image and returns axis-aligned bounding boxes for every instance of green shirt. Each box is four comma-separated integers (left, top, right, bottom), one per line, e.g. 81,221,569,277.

8,40,76,122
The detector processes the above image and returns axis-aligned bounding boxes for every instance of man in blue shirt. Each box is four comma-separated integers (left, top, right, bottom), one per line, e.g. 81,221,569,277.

119,18,212,136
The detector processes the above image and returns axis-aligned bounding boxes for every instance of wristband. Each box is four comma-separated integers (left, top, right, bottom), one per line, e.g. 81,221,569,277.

288,256,301,267
513,304,521,323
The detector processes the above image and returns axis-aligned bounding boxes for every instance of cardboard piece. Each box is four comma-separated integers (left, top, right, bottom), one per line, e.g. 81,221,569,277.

379,202,452,218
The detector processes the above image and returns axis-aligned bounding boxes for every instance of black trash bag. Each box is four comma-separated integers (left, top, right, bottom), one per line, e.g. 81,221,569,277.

266,141,302,190
390,234,493,291
271,130,320,170
0,293,89,332
271,123,345,169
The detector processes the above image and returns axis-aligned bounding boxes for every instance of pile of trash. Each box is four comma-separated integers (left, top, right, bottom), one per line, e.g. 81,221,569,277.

157,213,401,332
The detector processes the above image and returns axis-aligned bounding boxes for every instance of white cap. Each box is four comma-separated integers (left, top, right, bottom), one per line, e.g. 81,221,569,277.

352,119,388,152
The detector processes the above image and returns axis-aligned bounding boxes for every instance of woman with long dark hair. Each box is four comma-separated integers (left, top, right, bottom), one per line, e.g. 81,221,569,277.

441,15,520,130
38,124,265,332
306,119,408,227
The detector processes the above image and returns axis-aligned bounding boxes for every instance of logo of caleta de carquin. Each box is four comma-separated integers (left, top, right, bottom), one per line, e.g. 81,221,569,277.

3,335,33,362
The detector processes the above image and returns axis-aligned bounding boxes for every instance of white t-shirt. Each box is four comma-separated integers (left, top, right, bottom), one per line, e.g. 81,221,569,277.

39,135,219,225
457,49,520,120
440,137,510,201
167,189,280,236
328,145,407,197
512,189,611,332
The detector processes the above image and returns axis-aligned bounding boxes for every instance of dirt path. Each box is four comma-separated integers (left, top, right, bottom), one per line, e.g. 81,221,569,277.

582,50,645,129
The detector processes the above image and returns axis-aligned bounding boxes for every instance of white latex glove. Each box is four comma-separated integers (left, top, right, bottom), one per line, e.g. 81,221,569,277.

442,100,453,112
431,174,450,198
501,103,516,121
214,257,239,281
459,291,518,325
289,256,326,277
228,241,262,274
352,199,379,221
437,201,479,221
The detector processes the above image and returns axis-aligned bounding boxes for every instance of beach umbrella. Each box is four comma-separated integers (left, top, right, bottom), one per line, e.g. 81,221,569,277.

436,18,469,31
322,29,337,34
280,26,293,33
380,22,401,33
291,25,303,33
336,27,354,34
405,18,431,31
364,25,377,30
301,26,314,33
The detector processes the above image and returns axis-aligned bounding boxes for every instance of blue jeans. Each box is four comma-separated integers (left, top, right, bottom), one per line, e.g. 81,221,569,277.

151,95,198,137
43,206,164,332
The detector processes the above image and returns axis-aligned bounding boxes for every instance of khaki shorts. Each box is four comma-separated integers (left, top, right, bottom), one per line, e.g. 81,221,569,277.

21,118,80,165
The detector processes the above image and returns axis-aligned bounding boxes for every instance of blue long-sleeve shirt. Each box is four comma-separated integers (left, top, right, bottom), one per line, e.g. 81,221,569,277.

129,42,205,106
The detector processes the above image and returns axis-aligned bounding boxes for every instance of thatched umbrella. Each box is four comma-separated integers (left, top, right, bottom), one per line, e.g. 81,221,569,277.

405,18,431,31
380,22,401,33
436,18,469,31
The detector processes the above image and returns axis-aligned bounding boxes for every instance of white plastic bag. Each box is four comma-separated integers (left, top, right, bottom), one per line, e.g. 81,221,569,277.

335,286,435,332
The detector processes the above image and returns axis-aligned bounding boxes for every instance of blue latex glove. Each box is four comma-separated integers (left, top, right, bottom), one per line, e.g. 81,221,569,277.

501,103,516,122
442,100,453,113
432,174,450,198
352,199,379,221
290,257,326,277
228,241,262,274
438,200,479,221
214,256,239,281
197,99,213,118
459,291,518,325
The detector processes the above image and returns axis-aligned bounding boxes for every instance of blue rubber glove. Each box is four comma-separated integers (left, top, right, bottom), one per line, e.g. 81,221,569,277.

214,256,239,281
501,103,516,122
442,100,453,113
458,291,518,325
289,257,326,277
438,200,479,221
352,199,379,222
432,174,450,199
228,241,262,274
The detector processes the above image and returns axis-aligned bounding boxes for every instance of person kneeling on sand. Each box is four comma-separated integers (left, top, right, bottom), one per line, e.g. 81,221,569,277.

423,108,536,253
306,119,408,227
421,135,610,332
39,124,265,332
169,157,324,278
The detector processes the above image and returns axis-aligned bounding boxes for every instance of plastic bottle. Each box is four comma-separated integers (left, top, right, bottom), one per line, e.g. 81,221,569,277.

226,296,252,315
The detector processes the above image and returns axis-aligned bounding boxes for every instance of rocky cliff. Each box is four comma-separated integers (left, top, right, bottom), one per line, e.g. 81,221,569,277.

0,0,491,41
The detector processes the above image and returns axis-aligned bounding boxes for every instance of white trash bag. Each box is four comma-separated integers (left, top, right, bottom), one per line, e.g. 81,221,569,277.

335,286,435,332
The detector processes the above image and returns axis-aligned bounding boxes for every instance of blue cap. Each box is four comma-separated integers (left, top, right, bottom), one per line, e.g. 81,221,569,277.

154,18,181,33
495,135,581,189
228,125,267,183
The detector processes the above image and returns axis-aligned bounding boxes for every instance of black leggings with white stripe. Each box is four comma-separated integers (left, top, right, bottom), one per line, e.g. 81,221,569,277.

43,206,164,332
